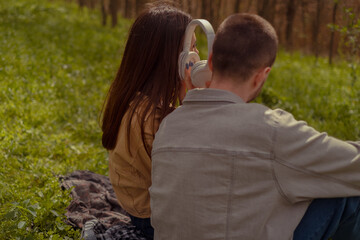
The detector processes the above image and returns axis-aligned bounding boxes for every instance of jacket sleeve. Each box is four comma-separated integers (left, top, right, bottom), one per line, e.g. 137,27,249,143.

271,109,360,203
133,108,161,179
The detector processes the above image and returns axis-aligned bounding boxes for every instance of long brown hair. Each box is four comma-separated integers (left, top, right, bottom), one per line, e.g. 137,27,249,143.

101,3,191,153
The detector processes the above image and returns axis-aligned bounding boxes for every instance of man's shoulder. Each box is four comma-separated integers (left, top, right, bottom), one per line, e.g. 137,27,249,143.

263,107,293,121
166,102,291,126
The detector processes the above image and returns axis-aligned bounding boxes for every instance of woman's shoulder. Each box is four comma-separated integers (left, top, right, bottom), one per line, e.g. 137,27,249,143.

130,94,162,122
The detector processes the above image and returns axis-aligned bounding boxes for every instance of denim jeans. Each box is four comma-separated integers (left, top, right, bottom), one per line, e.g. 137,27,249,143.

129,215,154,240
129,198,360,240
294,197,360,240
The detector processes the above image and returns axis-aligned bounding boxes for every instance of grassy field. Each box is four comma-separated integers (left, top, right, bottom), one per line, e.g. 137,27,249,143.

0,0,131,238
0,0,359,239
260,52,359,140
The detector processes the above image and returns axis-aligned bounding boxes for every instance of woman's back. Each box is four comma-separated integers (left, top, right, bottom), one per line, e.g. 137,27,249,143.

108,98,161,218
101,3,192,239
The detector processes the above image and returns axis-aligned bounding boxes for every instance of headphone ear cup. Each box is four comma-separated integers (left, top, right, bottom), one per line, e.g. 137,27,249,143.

178,51,201,80
178,51,188,80
191,60,211,88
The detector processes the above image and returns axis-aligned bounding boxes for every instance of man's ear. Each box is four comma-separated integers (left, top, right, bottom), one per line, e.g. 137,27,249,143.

208,53,213,71
253,67,271,88
264,67,271,77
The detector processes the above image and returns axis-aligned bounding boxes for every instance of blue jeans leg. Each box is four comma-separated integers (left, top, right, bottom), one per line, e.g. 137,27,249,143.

294,197,360,240
129,215,154,240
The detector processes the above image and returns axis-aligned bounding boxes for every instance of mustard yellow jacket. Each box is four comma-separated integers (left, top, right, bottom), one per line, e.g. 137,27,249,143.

109,103,160,218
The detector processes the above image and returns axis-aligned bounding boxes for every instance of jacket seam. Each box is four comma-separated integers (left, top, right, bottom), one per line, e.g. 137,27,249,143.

184,99,238,104
225,154,235,240
270,117,292,204
272,112,360,196
152,147,269,158
112,166,151,217
273,157,360,191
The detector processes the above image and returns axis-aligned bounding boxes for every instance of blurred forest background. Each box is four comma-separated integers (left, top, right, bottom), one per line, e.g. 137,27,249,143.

0,0,359,239
68,0,360,63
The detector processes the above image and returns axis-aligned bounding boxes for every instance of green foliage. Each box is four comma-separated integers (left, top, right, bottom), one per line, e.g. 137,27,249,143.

257,51,360,141
0,0,359,238
329,7,360,85
0,0,131,238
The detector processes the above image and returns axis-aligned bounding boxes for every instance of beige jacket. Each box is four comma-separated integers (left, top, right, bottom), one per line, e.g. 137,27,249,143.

150,88,360,240
109,102,160,218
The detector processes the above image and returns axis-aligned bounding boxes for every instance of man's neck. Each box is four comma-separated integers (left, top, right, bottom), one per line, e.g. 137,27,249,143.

209,76,251,102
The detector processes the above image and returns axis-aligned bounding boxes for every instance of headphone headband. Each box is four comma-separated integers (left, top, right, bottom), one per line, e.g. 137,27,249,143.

179,19,215,87
182,19,215,57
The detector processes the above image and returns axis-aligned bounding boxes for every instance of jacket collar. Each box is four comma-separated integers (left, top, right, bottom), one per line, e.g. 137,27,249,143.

183,88,245,104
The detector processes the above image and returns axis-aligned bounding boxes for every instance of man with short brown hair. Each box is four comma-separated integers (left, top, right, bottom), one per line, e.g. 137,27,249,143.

212,14,278,83
150,13,360,240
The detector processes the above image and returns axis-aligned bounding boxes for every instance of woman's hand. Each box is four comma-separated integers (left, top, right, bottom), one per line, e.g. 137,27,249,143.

179,61,196,102
184,61,196,90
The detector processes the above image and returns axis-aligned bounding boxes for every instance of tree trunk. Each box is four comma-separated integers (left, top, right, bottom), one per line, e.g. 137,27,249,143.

211,0,221,29
329,0,339,65
124,0,131,18
89,0,96,9
234,0,241,13
300,0,307,41
201,0,209,19
135,0,146,16
257,0,269,18
312,0,325,59
257,0,276,24
78,0,85,8
109,0,118,27
285,0,297,50
245,0,253,12
101,0,107,26
268,0,277,25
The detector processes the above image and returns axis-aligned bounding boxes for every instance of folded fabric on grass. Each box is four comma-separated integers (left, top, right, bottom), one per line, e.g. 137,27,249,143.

81,219,146,240
60,170,146,240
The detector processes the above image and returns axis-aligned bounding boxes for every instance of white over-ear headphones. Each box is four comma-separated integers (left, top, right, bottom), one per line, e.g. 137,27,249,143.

179,19,215,88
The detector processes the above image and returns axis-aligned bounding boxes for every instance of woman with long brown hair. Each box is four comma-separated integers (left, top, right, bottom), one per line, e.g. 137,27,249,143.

101,2,196,239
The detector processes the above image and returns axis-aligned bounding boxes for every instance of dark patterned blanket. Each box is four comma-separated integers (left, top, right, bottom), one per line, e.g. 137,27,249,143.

60,170,146,240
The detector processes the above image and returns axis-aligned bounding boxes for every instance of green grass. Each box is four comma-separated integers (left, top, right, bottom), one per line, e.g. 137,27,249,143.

0,0,359,239
0,0,131,238
259,52,360,140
